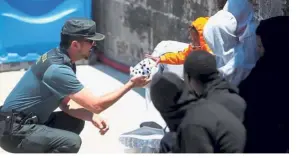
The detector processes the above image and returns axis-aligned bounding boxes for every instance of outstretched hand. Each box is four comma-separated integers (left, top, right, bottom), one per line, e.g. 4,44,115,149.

129,75,151,88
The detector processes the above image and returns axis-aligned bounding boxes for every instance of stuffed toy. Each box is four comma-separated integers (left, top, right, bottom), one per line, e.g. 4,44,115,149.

130,58,157,78
130,58,159,88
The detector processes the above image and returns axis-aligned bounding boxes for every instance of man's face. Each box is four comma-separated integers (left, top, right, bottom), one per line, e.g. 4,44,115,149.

79,39,96,59
71,39,96,60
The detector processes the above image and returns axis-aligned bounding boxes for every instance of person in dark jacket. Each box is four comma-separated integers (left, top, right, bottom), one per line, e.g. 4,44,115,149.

184,50,246,122
150,57,246,152
238,16,289,153
150,72,197,133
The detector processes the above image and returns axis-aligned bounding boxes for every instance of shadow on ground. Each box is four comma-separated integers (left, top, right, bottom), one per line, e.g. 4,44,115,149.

90,64,145,97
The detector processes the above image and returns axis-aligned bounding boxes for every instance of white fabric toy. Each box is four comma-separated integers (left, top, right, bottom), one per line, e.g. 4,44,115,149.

129,58,156,78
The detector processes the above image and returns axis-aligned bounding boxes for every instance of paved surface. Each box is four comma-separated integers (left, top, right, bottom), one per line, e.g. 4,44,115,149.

0,64,165,153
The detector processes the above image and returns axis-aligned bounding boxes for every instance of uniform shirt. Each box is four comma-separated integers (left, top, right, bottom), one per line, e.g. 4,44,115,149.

1,48,84,123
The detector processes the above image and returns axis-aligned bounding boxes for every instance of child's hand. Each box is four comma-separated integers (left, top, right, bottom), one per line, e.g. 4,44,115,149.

145,54,160,66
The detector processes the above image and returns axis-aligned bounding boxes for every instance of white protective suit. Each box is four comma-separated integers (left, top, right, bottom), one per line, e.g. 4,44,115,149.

204,0,260,86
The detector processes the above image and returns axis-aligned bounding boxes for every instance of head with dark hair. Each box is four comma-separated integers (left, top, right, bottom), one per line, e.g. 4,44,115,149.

59,32,96,61
59,18,105,61
255,16,289,57
150,72,184,113
150,71,196,131
60,34,94,48
184,50,218,96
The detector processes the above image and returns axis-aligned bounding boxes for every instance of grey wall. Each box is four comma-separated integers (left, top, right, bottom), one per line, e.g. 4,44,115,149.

251,0,289,20
93,0,288,67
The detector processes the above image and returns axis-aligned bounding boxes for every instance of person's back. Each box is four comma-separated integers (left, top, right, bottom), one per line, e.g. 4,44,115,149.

149,71,245,153
184,50,246,122
175,98,246,153
176,50,246,152
205,86,246,121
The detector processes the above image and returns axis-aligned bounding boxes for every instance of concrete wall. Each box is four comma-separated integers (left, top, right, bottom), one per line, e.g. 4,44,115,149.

251,0,289,20
93,0,288,67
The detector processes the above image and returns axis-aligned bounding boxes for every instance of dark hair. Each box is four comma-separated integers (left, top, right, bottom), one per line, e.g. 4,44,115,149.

59,33,84,49
255,16,289,53
184,50,218,83
150,72,184,113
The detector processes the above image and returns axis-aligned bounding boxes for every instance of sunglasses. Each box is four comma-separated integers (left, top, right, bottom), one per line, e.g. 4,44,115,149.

84,39,95,46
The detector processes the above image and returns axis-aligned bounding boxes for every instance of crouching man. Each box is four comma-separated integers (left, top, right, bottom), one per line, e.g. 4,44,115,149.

0,18,150,153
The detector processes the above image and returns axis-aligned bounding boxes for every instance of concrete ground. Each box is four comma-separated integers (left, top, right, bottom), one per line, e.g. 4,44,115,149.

0,64,165,153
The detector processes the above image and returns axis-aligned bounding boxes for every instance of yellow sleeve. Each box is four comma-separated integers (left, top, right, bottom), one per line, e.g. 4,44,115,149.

159,47,192,65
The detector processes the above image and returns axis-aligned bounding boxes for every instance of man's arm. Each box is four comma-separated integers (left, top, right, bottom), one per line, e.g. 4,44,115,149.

59,99,94,121
176,124,214,153
68,81,134,114
43,64,146,115
59,99,109,135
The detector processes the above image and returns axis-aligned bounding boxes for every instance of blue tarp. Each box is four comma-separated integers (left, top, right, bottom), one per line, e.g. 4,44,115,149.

0,0,92,64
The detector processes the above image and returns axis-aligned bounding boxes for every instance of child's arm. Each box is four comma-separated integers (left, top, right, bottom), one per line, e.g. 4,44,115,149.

159,46,192,65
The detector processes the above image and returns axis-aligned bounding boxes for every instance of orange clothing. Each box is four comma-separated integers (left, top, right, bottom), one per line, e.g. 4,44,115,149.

160,44,198,64
159,17,212,65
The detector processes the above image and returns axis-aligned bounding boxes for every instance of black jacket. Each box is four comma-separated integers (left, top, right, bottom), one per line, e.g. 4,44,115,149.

150,72,246,153
238,16,289,153
175,98,246,153
203,76,246,122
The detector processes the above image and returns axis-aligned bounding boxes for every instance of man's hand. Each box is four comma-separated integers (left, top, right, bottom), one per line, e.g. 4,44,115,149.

91,115,109,135
128,75,151,88
145,54,160,66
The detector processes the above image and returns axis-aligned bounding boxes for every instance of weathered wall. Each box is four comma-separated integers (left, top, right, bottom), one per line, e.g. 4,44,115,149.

251,0,289,20
93,0,288,67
